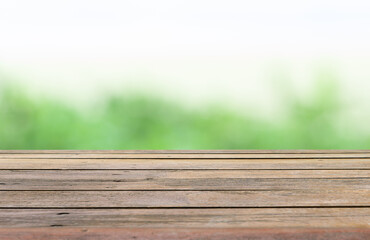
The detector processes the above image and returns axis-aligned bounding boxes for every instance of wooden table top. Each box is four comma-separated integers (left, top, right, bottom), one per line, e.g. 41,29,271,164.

0,150,369,239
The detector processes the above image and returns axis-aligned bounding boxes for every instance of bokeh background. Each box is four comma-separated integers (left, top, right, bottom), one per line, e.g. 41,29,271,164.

1,0,370,149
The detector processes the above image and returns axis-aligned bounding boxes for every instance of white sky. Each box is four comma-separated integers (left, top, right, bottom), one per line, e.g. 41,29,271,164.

1,0,370,57
0,0,370,122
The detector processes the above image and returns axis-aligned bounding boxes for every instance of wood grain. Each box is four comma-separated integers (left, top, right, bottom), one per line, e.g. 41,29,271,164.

1,228,369,240
1,158,369,169
0,170,368,190
1,208,369,228
0,150,369,239
1,190,369,208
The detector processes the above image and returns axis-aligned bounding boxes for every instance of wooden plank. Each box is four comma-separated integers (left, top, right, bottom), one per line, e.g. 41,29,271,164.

0,208,369,228
1,158,369,169
1,153,370,159
0,190,369,208
0,170,368,190
2,169,369,179
0,228,369,240
0,150,369,237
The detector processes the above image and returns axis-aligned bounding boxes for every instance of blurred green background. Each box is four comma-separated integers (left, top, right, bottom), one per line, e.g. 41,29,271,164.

1,1,370,150
1,76,368,150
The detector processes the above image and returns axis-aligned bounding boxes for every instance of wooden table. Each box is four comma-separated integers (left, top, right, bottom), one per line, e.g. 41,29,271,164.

0,150,369,239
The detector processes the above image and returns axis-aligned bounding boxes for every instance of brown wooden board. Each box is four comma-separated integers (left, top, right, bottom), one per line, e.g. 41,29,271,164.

0,150,369,239
1,158,369,169
0,170,368,190
1,208,369,228
0,228,369,240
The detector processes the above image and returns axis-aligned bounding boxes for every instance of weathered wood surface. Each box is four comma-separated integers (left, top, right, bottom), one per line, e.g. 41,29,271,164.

1,158,369,169
1,208,369,228
1,228,369,240
0,150,369,239
0,170,368,190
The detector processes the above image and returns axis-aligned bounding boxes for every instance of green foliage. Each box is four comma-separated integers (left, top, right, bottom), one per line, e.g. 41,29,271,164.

0,81,368,149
